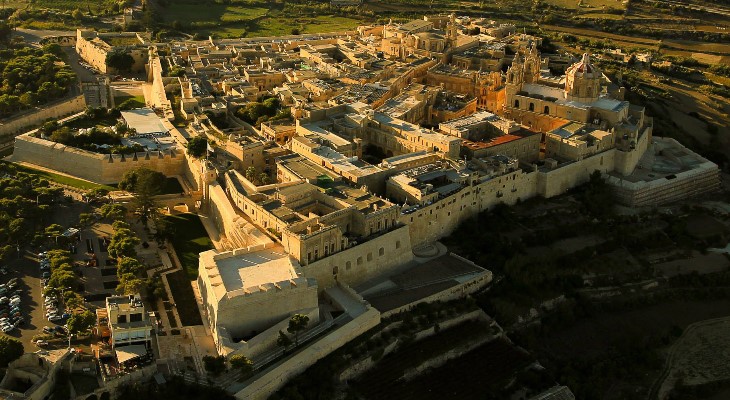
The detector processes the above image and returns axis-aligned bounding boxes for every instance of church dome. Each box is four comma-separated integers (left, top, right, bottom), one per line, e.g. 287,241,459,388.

567,53,600,79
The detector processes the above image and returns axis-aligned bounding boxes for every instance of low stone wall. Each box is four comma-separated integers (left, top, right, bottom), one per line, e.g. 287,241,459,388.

0,95,86,140
234,307,381,400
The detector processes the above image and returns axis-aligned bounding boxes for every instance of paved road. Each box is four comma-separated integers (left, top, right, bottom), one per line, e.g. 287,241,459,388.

12,28,75,44
63,47,99,83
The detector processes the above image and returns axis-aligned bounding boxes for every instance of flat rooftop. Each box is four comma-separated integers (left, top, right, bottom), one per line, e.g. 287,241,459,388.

204,249,299,293
121,108,167,135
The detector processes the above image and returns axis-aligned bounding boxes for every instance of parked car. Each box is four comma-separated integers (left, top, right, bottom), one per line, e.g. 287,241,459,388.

42,326,54,334
9,298,20,306
49,315,64,322
1,324,13,333
41,272,50,279
0,269,6,275
54,326,67,335
35,340,48,347
0,297,8,304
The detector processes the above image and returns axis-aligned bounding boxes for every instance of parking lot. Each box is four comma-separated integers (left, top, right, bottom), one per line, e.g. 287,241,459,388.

1,253,52,350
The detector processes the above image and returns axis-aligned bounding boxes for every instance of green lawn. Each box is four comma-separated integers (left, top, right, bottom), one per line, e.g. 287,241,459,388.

114,95,146,109
4,161,117,191
164,213,214,279
64,115,120,130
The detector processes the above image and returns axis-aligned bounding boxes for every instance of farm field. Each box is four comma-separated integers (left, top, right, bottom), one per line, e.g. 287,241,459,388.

156,0,364,38
5,0,116,11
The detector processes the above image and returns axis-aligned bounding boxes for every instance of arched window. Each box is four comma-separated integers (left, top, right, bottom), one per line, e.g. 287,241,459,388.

529,103,535,112
544,106,550,114
514,99,520,108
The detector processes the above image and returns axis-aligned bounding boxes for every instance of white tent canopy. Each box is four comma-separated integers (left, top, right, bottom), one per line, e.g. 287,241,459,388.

115,345,147,363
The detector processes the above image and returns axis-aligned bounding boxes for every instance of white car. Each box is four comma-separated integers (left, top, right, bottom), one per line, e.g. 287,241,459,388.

9,298,20,306
1,324,13,333
9,295,20,302
35,340,48,347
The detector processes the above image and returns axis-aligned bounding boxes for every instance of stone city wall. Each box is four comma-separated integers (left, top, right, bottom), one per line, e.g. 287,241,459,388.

12,133,186,184
401,169,539,246
235,307,381,400
304,226,415,290
0,95,86,140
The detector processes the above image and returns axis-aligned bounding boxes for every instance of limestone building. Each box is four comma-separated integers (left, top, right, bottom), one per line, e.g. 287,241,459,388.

197,247,319,353
95,294,154,349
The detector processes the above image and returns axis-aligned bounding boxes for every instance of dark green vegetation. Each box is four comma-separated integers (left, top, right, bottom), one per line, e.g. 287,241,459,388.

438,177,730,399
118,167,166,225
163,213,214,279
116,375,234,400
232,97,290,128
351,321,513,400
186,136,208,159
0,44,76,118
0,336,24,367
0,162,66,262
203,355,226,376
38,108,147,155
165,269,202,325
105,48,135,72
270,299,509,400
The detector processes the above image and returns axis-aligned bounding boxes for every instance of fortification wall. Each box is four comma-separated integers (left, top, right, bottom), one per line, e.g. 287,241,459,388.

304,226,414,290
0,95,86,140
537,150,616,198
12,134,185,183
401,170,538,246
234,307,381,400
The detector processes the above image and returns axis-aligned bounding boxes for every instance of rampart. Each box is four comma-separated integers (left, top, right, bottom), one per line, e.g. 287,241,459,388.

234,306,381,400
12,133,185,184
0,95,86,142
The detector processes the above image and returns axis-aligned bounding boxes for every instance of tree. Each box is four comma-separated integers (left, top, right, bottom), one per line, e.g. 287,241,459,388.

99,203,127,221
229,354,253,378
119,168,165,225
67,310,96,335
0,21,11,45
276,330,292,353
105,48,135,72
116,274,145,295
72,8,83,19
0,336,23,367
117,257,144,276
64,291,84,310
78,213,96,228
187,136,208,158
245,167,256,183
259,173,269,185
153,216,175,243
287,314,309,347
203,355,226,376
